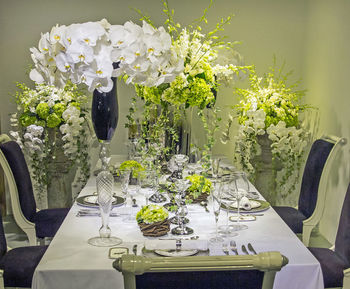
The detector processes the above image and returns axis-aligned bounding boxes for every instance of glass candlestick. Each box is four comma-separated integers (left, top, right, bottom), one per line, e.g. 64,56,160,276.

88,141,122,247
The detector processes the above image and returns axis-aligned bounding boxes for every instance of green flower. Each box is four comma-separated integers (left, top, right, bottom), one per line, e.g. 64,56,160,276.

19,113,37,127
136,204,168,224
46,113,61,128
53,103,66,117
185,174,212,199
36,103,50,119
70,102,81,110
119,160,144,177
35,119,46,127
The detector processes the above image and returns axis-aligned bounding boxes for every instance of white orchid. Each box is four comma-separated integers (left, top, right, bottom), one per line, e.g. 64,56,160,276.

30,19,183,92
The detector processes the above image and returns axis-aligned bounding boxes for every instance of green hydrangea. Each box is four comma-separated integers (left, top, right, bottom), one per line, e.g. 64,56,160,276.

53,103,66,117
185,174,212,199
46,113,61,128
136,204,168,224
70,102,81,110
187,78,214,108
119,160,144,177
36,103,50,119
19,113,37,127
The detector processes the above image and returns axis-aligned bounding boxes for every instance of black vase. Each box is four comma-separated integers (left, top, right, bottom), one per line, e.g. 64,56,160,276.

91,77,118,141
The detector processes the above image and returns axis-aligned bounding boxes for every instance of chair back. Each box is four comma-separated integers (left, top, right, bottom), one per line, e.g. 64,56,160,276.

298,137,338,218
335,183,350,266
114,251,288,289
0,141,37,222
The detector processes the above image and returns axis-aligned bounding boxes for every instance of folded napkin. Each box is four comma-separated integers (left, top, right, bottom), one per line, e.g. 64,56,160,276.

240,196,252,211
144,239,208,251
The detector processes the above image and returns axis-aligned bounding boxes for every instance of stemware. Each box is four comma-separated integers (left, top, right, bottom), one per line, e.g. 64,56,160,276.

171,179,193,235
209,178,224,244
122,171,141,223
217,175,238,237
230,171,249,231
140,169,157,205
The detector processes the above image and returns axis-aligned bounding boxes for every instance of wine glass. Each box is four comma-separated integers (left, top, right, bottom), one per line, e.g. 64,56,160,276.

217,175,238,237
230,171,249,231
140,169,157,205
123,171,141,223
209,178,224,244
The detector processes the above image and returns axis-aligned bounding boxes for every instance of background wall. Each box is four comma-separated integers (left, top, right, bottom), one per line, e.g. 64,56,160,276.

0,0,349,242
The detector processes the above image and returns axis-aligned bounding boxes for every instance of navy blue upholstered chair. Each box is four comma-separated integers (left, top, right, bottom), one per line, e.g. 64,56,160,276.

0,209,47,288
0,140,69,245
273,136,346,246
308,183,350,289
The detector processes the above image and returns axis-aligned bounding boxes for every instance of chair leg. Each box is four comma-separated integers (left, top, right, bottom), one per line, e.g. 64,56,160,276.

0,269,4,289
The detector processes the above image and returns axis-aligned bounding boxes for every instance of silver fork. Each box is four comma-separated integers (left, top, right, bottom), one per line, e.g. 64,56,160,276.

222,242,230,255
230,240,238,255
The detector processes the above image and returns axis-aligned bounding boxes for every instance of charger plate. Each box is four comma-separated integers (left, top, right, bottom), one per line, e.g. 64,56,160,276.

76,195,125,208
221,200,270,213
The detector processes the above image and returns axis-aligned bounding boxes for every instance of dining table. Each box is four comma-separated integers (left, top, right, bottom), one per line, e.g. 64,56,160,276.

32,164,324,289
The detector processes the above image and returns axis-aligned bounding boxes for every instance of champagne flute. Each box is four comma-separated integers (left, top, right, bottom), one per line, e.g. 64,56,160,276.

209,178,224,244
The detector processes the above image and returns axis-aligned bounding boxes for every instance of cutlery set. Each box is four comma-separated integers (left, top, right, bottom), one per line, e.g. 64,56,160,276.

76,209,119,217
223,241,257,255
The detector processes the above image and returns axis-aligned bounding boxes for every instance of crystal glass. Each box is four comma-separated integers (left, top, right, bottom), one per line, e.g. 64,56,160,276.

209,178,224,244
218,175,238,237
171,179,193,235
230,171,249,231
123,172,141,223
88,141,122,247
168,154,189,181
139,169,157,205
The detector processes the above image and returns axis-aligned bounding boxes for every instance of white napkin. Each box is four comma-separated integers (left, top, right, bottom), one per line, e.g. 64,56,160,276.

240,196,252,210
144,239,208,251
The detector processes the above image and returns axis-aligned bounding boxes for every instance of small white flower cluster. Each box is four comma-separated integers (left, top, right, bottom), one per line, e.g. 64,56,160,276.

60,106,85,156
23,125,44,153
30,19,183,93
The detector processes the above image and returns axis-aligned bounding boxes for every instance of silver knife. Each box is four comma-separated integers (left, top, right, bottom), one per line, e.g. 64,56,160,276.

248,243,257,254
242,244,249,254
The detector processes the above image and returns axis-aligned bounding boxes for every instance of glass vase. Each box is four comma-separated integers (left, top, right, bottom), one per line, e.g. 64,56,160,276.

88,76,122,247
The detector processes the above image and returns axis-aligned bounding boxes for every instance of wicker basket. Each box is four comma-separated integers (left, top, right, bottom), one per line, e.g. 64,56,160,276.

186,192,209,204
138,219,170,237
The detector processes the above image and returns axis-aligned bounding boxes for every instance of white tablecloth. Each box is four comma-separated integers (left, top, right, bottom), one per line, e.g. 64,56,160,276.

32,177,324,289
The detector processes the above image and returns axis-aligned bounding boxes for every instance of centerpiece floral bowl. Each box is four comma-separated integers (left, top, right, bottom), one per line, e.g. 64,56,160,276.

136,205,170,237
185,174,212,203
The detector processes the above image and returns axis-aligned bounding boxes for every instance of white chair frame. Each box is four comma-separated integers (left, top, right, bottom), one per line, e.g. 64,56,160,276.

0,135,37,246
302,135,347,246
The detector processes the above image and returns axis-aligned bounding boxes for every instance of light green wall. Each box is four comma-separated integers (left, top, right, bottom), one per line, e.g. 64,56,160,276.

0,0,348,242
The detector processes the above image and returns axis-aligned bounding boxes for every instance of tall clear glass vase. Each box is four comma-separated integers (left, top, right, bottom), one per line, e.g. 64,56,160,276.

88,141,122,246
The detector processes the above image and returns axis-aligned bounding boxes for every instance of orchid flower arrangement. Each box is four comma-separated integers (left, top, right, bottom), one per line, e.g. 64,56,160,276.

127,1,250,165
30,19,183,93
10,82,91,207
223,64,313,200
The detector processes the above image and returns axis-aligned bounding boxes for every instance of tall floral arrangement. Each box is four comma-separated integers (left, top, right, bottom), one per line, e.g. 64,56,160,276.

223,64,314,202
29,19,183,93
10,83,91,208
127,0,250,166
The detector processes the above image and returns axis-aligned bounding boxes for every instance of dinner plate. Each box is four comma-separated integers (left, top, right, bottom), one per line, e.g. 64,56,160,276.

154,249,198,257
221,200,270,213
76,195,125,208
